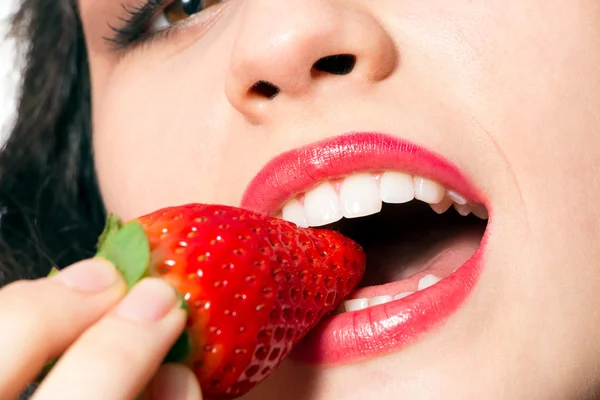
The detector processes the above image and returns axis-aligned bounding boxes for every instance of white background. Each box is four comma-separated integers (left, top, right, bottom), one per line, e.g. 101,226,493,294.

0,0,18,145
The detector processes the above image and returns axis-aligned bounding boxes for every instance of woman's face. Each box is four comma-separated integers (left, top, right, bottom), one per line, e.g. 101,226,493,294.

80,0,600,398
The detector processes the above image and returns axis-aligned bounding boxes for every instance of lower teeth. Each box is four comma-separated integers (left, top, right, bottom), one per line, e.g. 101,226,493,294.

340,273,443,313
393,292,413,300
417,274,441,290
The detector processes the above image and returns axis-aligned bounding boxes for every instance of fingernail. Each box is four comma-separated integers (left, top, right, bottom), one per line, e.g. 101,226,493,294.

116,278,177,322
53,259,120,292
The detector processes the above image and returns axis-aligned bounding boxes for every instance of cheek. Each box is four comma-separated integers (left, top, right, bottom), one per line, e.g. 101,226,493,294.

394,1,600,210
377,0,600,295
388,0,600,155
93,54,234,220
458,2,600,225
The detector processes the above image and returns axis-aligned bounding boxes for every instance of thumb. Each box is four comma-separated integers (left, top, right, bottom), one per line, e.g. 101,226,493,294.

145,364,202,400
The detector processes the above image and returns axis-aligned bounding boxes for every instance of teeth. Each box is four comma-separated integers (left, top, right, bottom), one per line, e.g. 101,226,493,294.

380,172,415,204
418,274,441,290
414,176,445,204
447,190,468,205
453,203,472,216
368,295,393,307
343,295,400,313
340,173,382,218
303,182,343,226
341,285,442,314
344,298,369,312
393,292,413,300
278,170,486,227
471,205,489,220
281,199,308,227
429,196,453,214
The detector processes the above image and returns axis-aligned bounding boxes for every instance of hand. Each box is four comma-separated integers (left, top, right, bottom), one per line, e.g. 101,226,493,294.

0,259,203,400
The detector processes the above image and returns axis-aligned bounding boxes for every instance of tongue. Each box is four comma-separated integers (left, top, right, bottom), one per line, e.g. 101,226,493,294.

348,227,483,300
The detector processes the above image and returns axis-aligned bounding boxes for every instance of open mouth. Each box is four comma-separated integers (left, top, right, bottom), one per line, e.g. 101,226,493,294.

241,133,489,365
275,172,487,314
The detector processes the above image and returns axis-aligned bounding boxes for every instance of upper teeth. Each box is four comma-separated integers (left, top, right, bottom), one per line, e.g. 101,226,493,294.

280,171,487,227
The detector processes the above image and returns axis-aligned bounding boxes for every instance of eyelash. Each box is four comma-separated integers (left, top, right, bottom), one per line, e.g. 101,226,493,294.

106,0,171,50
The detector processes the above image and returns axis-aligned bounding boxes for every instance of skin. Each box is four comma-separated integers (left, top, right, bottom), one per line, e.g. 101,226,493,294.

4,0,600,398
0,259,202,399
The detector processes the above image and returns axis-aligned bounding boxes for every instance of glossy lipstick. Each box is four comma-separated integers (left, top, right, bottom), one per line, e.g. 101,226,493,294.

241,132,484,214
241,132,489,365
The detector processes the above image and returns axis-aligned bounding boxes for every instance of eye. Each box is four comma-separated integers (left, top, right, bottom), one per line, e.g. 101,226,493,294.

149,0,221,33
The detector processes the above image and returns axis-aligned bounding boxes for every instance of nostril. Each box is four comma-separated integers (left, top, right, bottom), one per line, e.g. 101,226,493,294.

312,54,357,76
244,55,356,101
249,80,281,99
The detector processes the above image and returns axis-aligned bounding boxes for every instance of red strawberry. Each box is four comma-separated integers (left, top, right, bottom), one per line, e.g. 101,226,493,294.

96,203,365,399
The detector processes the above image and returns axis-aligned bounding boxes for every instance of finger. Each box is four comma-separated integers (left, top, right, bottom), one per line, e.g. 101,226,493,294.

32,278,187,400
0,259,125,399
145,364,203,400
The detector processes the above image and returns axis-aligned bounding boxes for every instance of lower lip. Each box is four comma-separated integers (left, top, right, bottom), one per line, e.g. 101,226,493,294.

290,229,489,365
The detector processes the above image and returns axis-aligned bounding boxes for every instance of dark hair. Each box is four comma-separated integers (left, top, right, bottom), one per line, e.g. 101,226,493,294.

0,0,105,286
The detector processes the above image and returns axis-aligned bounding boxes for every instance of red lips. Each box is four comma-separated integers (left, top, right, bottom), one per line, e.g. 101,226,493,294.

241,132,489,365
241,132,484,215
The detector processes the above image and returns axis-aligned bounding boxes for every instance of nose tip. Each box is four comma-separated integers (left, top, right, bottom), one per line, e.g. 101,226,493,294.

225,3,398,123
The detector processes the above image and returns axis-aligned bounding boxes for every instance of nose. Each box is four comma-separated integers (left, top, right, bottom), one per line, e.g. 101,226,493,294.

225,0,398,123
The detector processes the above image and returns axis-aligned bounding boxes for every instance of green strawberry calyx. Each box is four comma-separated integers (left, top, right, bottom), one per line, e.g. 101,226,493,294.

94,213,190,363
95,213,150,289
38,214,190,383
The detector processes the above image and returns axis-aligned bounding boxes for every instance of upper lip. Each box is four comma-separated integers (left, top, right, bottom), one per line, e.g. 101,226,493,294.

241,132,490,365
240,132,486,214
